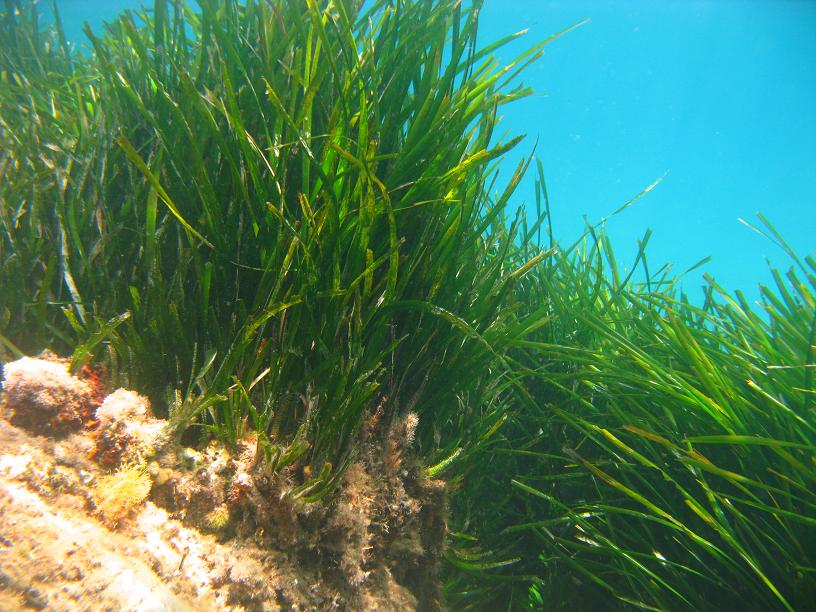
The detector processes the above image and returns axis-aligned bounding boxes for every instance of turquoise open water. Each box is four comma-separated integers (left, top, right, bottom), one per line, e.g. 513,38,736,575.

53,0,816,302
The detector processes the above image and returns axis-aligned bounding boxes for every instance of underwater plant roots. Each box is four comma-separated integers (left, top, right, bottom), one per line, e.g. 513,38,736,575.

0,355,443,610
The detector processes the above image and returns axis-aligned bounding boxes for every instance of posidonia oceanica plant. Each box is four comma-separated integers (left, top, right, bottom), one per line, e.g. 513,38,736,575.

0,0,575,500
446,212,816,610
3,1,813,608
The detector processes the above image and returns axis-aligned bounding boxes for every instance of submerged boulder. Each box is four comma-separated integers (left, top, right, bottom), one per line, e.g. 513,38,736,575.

1,355,94,435
92,389,165,466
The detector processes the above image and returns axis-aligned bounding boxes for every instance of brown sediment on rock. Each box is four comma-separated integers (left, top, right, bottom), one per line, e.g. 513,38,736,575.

219,406,447,610
141,403,448,609
0,353,447,610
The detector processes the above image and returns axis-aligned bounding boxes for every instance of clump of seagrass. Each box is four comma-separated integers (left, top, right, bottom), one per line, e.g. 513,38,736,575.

2,354,96,435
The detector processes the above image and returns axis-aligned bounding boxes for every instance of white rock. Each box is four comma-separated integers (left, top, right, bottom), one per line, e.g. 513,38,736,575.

2,357,91,413
96,389,152,423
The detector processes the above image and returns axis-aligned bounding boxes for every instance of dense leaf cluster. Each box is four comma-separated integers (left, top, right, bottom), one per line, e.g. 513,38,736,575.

1,1,813,609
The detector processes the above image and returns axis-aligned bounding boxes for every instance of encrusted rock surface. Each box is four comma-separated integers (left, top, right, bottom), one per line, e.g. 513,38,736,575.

2,355,94,435
0,353,446,610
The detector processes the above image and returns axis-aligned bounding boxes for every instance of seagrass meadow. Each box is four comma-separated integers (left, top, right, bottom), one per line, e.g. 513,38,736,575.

1,0,814,609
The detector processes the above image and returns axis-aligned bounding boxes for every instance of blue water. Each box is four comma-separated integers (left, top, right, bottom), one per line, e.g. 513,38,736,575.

54,0,816,302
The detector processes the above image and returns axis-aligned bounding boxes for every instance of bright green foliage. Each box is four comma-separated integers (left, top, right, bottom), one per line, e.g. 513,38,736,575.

2,1,814,609
0,0,559,498
447,213,816,610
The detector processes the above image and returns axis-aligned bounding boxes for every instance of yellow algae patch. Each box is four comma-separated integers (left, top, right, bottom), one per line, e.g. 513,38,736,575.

204,504,231,532
95,463,152,526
